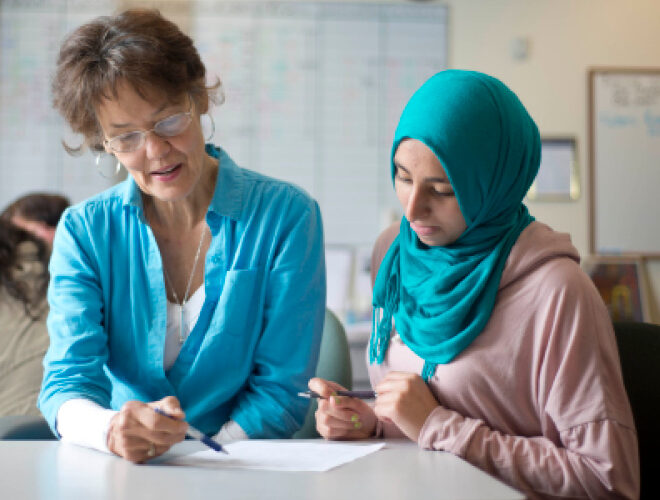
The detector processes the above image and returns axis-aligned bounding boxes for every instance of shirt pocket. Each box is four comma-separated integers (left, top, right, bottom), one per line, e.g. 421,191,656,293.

212,268,264,338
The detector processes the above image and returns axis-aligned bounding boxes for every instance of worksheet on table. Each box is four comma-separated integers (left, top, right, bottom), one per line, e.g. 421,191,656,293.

162,440,385,472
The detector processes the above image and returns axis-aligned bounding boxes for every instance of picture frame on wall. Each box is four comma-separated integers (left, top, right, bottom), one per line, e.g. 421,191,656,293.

582,256,650,322
526,137,580,201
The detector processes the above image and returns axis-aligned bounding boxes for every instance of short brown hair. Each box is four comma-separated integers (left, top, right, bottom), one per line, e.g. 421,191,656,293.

52,8,220,154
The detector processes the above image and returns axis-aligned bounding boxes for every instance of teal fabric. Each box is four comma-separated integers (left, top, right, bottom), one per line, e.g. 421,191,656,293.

39,145,326,438
370,70,541,380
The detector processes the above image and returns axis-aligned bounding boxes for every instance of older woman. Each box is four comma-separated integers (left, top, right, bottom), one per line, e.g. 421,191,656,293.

310,70,638,499
38,9,325,463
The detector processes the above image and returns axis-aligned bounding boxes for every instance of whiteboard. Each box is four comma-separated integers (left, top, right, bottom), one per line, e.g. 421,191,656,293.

0,1,448,246
590,69,660,256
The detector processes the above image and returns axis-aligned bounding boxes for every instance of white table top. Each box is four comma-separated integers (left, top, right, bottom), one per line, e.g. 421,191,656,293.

0,439,524,500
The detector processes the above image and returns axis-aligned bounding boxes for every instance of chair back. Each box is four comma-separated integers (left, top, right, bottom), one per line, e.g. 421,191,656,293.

0,415,55,440
612,321,660,500
293,309,353,438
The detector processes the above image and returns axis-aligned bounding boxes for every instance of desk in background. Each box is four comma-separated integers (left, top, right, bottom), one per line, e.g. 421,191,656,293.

0,439,524,500
345,321,372,390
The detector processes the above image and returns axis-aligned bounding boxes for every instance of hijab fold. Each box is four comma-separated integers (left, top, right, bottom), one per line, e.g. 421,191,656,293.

370,70,541,380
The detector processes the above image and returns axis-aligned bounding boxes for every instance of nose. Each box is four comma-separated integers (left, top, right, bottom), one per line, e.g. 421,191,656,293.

405,186,430,222
144,131,170,161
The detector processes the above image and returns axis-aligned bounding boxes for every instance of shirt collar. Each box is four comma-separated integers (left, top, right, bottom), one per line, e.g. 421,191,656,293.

205,144,244,222
122,175,146,222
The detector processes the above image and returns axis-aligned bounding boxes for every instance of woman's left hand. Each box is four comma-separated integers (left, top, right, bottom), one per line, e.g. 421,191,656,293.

373,371,439,442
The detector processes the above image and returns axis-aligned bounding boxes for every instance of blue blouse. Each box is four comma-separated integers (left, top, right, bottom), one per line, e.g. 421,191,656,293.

38,145,326,438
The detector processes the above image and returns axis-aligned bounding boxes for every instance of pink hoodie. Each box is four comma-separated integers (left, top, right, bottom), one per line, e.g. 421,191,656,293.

368,221,639,500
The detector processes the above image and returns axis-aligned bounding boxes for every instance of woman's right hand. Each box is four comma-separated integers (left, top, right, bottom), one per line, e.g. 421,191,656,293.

309,377,377,440
106,396,188,463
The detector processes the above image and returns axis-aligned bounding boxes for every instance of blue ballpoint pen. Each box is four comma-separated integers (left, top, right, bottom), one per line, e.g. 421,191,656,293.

154,408,228,454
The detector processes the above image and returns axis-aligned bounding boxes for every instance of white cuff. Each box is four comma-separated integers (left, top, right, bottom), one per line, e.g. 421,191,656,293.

57,398,118,454
213,420,248,444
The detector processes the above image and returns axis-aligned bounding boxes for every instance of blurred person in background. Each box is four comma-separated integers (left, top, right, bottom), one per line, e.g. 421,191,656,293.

2,193,70,248
0,193,69,416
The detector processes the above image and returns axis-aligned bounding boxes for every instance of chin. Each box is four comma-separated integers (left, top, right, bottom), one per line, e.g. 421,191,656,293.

416,233,451,248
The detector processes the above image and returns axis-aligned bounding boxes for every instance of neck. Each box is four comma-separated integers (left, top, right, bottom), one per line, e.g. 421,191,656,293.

145,154,218,231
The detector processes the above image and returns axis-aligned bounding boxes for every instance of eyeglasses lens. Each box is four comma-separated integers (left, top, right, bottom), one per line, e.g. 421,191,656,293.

107,112,192,153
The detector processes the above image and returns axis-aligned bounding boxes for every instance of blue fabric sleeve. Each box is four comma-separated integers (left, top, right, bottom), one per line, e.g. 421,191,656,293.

231,196,326,438
38,208,112,435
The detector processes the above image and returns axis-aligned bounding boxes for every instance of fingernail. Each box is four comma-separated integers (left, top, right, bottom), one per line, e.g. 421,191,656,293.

354,421,362,429
350,414,359,423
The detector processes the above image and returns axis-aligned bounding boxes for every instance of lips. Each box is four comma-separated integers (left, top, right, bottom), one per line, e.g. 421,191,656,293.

410,222,440,236
152,163,181,176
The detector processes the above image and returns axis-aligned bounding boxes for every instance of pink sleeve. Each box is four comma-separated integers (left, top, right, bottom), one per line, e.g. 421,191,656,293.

418,264,639,499
419,408,638,499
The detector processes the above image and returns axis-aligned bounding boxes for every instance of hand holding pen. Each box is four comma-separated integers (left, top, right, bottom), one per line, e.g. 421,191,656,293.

106,396,189,463
307,377,378,440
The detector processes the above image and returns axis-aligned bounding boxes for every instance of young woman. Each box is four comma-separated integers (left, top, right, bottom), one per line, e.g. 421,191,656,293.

311,70,638,499
38,9,325,463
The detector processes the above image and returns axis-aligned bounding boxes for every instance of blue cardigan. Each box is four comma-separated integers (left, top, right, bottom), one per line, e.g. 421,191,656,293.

39,145,326,438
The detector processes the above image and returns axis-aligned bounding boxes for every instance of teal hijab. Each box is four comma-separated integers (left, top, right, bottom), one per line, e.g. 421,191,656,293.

370,70,541,380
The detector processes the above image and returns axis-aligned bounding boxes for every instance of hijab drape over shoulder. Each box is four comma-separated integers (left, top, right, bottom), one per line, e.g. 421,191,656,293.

370,70,541,380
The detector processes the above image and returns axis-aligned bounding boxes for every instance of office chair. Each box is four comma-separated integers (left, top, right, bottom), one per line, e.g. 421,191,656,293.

293,309,353,439
0,414,55,440
612,321,660,500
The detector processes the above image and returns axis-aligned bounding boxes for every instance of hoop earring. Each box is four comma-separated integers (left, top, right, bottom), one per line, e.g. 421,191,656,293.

203,114,216,142
95,153,122,179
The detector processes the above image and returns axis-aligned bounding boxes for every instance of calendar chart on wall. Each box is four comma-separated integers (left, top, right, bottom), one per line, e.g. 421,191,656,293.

0,0,117,208
0,1,448,245
194,2,447,244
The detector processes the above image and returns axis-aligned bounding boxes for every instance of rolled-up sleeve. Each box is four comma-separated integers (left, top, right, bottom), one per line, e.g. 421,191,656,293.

38,209,112,435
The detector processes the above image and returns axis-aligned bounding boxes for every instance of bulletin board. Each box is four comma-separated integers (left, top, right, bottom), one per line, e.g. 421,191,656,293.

589,68,660,256
0,0,448,246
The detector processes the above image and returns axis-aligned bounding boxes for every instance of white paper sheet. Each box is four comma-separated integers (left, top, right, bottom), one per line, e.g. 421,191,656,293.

164,440,385,472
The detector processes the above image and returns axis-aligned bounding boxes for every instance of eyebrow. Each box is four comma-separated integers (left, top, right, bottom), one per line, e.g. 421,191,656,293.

108,101,173,130
394,162,450,183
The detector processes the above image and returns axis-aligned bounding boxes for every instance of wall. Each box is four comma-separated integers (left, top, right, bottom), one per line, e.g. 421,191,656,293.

438,0,660,322
313,0,660,322
333,0,660,322
9,0,660,321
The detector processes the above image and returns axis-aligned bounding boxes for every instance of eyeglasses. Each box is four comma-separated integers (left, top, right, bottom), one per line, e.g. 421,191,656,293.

103,99,193,153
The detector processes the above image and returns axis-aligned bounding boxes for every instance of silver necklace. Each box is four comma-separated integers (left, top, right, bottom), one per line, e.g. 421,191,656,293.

163,225,207,344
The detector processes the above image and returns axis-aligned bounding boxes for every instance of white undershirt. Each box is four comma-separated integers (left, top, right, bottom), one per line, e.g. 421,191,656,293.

164,285,206,370
57,285,247,452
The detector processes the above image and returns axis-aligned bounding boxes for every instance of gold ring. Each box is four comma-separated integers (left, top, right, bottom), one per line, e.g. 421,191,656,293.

147,443,156,457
